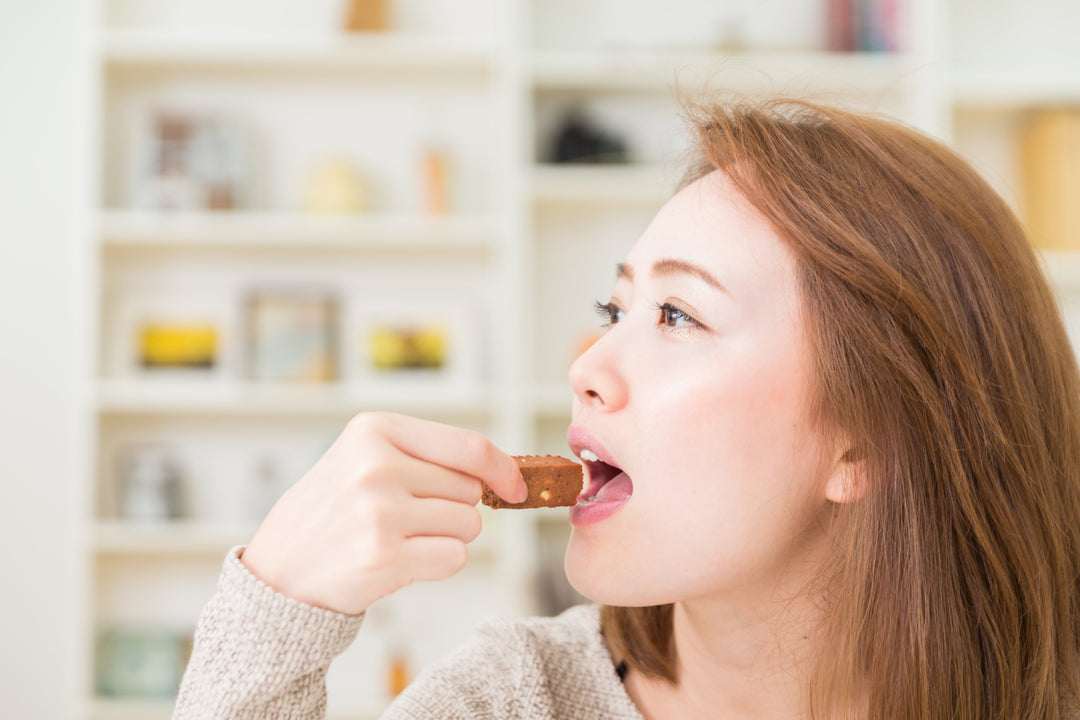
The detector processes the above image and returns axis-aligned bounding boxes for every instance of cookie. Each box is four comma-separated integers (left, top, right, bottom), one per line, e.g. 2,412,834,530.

481,455,583,509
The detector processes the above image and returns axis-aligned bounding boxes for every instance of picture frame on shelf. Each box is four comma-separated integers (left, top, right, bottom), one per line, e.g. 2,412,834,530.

244,290,339,383
129,106,258,213
351,296,480,388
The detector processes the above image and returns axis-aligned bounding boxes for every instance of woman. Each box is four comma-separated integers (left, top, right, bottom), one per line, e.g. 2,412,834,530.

175,98,1080,719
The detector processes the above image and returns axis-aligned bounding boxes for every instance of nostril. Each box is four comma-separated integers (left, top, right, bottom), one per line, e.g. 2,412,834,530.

585,389,601,400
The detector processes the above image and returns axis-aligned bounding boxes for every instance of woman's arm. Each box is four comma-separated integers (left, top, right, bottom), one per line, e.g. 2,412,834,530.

173,546,364,719
172,413,527,718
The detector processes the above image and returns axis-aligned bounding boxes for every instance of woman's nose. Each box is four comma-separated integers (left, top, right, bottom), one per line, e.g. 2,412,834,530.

568,329,628,412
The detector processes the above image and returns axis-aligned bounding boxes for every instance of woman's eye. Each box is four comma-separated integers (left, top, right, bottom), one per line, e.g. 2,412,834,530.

657,302,698,328
593,300,624,327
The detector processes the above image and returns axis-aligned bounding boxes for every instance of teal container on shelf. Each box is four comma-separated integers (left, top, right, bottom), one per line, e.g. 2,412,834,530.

95,627,191,699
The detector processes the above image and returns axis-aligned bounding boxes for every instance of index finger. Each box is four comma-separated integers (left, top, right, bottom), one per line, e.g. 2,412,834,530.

363,413,528,503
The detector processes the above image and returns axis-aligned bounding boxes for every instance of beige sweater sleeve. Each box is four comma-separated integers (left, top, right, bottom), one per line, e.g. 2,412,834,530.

173,546,365,720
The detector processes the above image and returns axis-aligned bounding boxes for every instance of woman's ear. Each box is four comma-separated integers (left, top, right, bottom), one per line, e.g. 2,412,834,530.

824,447,868,504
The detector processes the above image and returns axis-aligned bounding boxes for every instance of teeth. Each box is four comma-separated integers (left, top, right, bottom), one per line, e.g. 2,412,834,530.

580,449,600,462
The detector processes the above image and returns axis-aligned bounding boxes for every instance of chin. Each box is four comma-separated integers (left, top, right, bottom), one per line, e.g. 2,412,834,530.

564,533,670,607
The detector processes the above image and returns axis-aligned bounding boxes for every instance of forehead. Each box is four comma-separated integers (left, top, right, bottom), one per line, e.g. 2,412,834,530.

624,170,796,294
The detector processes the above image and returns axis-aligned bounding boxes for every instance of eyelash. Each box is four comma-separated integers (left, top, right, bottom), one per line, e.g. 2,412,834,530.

593,300,703,331
593,300,624,327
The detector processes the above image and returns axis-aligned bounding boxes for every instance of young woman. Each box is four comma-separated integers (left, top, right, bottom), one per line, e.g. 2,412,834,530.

174,99,1080,720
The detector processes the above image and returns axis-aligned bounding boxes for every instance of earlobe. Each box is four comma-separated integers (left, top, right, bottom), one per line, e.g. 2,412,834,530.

824,452,868,504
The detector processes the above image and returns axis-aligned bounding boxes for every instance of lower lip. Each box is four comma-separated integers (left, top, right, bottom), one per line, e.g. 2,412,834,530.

569,472,632,527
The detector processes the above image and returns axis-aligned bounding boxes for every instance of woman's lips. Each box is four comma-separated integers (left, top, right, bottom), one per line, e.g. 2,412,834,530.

567,424,633,526
569,453,633,525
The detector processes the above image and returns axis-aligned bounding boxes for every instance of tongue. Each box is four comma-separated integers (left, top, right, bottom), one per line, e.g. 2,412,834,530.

595,471,633,503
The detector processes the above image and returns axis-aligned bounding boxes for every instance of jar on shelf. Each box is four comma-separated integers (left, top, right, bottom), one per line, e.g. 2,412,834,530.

117,446,186,522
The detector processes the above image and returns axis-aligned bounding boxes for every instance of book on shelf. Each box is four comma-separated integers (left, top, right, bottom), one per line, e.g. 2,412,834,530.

1019,109,1080,250
826,0,902,53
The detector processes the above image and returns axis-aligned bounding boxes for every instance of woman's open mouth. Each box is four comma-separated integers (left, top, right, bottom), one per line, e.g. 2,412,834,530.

570,448,633,526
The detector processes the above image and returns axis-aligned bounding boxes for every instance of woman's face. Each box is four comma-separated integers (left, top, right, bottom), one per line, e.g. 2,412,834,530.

565,169,842,608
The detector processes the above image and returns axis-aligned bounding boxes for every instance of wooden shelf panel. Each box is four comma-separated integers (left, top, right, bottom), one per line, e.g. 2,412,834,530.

531,49,923,92
98,210,497,253
95,380,495,419
92,519,502,565
100,29,493,75
92,521,255,556
88,697,377,720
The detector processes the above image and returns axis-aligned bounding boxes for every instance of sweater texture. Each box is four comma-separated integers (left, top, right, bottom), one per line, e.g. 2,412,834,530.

173,546,646,719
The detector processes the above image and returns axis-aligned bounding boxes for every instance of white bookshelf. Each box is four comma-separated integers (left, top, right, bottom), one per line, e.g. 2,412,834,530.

77,0,1080,718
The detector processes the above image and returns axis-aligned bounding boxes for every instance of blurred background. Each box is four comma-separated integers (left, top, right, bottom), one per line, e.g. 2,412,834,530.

3,0,1080,717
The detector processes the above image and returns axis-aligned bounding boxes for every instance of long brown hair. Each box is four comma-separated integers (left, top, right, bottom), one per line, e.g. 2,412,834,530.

601,98,1080,719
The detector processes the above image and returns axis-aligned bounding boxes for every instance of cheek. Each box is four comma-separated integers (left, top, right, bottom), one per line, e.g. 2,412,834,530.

650,339,811,484
564,341,826,605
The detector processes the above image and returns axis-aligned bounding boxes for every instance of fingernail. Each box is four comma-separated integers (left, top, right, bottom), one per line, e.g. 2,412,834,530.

515,476,529,503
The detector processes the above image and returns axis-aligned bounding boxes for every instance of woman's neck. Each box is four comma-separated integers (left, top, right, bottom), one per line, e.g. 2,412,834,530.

624,585,824,720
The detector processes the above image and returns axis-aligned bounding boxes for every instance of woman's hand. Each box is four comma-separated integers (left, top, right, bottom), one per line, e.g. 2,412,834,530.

239,412,528,616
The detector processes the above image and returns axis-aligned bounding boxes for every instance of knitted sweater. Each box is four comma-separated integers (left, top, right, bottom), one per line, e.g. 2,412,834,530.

173,546,646,719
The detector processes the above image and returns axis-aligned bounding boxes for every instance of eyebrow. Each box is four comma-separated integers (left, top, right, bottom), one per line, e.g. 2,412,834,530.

616,259,728,294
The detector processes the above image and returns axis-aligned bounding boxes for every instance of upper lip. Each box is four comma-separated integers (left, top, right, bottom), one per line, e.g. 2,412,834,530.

567,424,620,470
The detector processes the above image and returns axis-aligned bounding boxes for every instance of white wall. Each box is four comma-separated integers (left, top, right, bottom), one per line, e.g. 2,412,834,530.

0,0,83,717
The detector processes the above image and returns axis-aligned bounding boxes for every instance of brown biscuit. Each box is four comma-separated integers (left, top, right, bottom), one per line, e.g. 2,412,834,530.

481,455,584,509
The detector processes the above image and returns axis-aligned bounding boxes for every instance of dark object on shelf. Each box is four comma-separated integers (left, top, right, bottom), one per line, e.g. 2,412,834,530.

548,108,629,164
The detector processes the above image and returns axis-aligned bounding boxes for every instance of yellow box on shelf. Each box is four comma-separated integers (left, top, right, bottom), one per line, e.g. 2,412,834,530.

139,325,218,369
1019,109,1080,250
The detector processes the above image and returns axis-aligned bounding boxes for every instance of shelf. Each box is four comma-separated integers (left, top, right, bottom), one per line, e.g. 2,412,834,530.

530,49,923,93
96,380,495,419
98,210,497,254
93,521,256,557
950,69,1080,108
100,29,493,75
88,698,175,720
88,697,377,720
531,164,675,205
91,519,502,564
1039,250,1080,289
